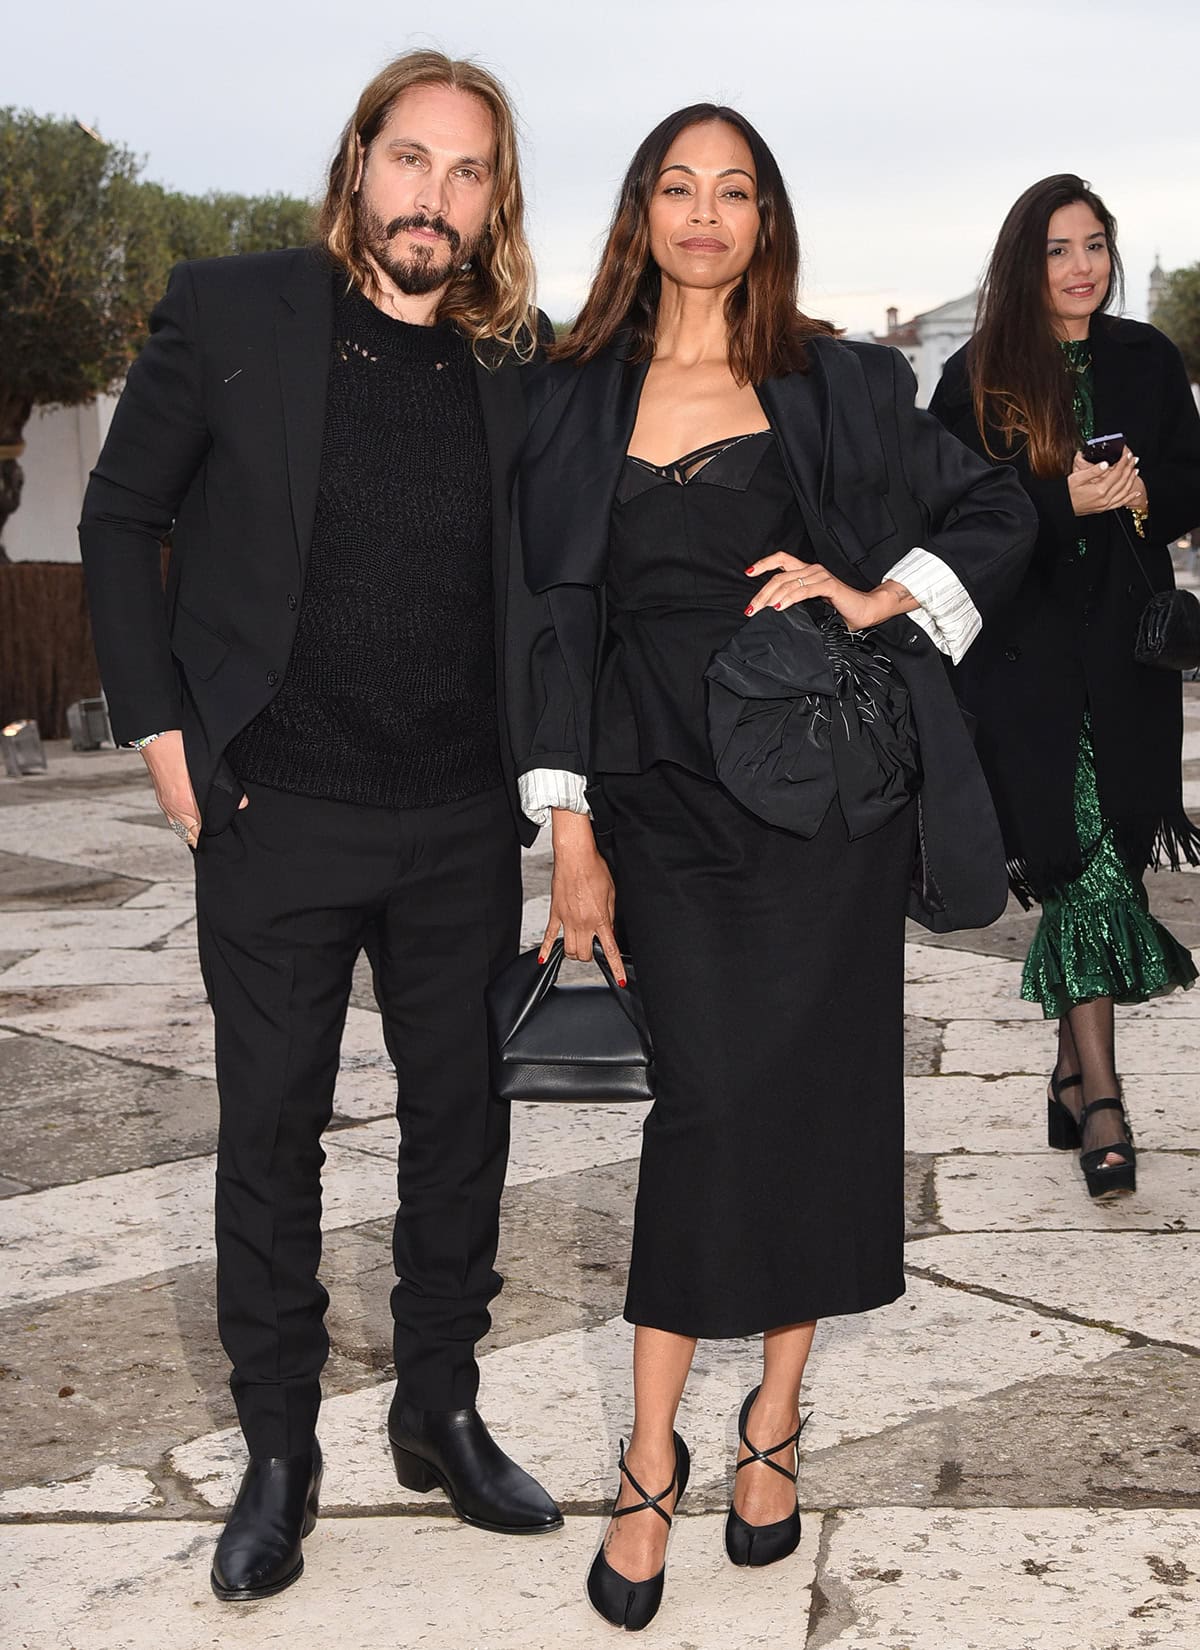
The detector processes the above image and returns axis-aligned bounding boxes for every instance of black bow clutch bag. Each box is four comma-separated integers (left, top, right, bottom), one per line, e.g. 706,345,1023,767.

704,600,922,838
486,939,654,1103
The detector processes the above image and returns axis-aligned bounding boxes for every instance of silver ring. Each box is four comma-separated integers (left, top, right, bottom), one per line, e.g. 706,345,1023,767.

169,819,191,842
796,576,805,587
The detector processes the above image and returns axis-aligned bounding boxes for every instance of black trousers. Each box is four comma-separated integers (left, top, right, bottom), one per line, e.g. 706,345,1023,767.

194,781,520,1458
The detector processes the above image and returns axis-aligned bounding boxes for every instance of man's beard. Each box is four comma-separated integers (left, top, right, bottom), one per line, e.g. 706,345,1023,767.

356,198,481,296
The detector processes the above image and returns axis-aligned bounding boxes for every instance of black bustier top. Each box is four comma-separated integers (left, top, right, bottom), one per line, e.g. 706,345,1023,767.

592,431,813,778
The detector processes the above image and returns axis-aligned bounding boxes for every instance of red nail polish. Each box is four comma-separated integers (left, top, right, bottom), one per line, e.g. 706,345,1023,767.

537,955,545,965
745,565,756,574
618,978,627,988
744,606,753,615
774,602,782,609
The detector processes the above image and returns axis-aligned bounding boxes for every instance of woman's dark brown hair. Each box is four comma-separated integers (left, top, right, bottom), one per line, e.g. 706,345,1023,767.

970,173,1124,477
553,104,836,383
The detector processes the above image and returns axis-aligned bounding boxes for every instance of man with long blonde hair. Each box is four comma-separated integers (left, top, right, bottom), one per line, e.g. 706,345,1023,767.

79,50,561,1601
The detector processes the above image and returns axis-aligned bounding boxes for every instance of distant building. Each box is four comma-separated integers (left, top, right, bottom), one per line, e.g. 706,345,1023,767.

874,293,977,407
1148,254,1167,324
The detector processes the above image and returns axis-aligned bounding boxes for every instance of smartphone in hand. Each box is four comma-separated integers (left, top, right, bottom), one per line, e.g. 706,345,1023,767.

1083,432,1125,466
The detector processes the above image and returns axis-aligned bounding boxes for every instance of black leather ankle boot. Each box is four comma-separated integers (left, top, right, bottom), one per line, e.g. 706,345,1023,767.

211,1440,323,1601
387,1395,562,1534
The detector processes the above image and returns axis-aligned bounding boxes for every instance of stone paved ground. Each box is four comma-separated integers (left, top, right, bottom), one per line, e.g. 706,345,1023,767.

1,676,1198,1649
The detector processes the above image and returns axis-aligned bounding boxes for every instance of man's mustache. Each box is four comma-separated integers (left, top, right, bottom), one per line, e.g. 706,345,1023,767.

386,214,460,255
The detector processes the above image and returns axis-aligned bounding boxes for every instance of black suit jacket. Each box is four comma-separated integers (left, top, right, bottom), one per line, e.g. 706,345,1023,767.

507,335,1039,930
79,246,543,844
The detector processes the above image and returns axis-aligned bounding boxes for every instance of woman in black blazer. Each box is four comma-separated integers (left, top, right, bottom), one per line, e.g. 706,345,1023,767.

510,106,1035,1630
931,174,1200,1201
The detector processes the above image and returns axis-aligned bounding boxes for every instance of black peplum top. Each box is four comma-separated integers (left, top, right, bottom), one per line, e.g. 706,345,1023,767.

592,430,814,778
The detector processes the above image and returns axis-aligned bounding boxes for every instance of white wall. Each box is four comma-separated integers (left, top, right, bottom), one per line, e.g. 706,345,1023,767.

4,394,118,563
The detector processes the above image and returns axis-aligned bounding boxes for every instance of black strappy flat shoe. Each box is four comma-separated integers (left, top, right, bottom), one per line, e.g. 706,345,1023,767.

586,1432,690,1632
725,1386,809,1568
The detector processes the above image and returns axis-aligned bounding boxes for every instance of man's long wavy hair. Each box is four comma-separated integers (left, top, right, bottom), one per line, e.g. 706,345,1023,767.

553,104,836,383
318,51,538,360
969,174,1124,477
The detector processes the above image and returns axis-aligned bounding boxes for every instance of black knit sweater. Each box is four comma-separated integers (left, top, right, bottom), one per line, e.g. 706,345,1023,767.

228,280,502,808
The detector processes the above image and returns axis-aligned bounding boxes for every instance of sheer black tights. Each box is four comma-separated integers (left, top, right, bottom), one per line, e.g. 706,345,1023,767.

1054,997,1128,1163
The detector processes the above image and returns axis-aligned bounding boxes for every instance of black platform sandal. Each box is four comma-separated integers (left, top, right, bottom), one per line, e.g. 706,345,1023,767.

1078,1095,1137,1198
725,1386,809,1568
586,1433,690,1632
1047,1070,1083,1149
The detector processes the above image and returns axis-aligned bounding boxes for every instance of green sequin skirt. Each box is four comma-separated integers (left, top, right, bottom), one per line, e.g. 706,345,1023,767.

1021,720,1198,1019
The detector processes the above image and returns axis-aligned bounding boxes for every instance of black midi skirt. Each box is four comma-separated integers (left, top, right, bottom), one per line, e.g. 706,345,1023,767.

602,764,914,1339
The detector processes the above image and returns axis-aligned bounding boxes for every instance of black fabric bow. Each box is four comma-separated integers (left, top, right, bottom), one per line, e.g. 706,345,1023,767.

704,602,922,839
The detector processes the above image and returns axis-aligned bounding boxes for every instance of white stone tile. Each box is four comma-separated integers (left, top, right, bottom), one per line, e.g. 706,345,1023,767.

0,1132,400,1311
160,916,198,949
333,1100,648,1187
122,880,197,907
905,1076,1046,1154
941,1016,1200,1075
934,1151,1199,1232
819,1507,1200,1648
0,983,215,1076
906,969,1043,1023
0,1515,820,1650
910,1231,1200,1349
171,1279,1119,1510
0,986,389,1085
0,908,194,949
904,942,1002,980
520,897,550,952
0,947,203,988
0,1464,162,1515
907,1072,1200,1155
0,800,191,882
1119,1074,1200,1148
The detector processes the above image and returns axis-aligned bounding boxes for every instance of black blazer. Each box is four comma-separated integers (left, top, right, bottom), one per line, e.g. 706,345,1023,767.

79,246,543,843
508,335,1039,931
930,316,1200,893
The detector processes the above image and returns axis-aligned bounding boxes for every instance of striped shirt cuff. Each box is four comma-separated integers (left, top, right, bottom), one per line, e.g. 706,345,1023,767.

518,768,590,827
885,548,981,665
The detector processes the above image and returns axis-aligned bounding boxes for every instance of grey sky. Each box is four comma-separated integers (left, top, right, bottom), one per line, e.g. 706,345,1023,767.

10,0,1199,333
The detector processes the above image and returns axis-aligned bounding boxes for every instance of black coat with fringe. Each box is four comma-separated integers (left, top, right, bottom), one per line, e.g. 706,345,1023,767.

930,315,1200,901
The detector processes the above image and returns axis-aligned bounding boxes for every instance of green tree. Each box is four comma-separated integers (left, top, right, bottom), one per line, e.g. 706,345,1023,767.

1154,263,1200,382
0,110,169,552
0,109,313,553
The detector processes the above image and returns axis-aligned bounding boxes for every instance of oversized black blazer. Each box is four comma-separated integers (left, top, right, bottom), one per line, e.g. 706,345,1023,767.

79,246,546,843
508,335,1039,931
930,316,1200,892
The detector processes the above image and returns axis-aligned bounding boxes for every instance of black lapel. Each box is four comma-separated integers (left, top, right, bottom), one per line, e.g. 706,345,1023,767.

758,358,828,516
474,347,525,667
520,347,649,590
1089,315,1153,454
275,250,334,578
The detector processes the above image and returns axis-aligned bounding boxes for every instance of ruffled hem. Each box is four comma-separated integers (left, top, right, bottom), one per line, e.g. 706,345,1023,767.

1021,893,1198,1019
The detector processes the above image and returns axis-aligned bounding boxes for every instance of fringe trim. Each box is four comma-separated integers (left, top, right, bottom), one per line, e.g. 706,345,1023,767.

1147,812,1200,873
1006,808,1200,907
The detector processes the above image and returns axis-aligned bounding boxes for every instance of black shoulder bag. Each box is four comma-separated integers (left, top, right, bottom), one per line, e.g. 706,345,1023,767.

1117,513,1200,671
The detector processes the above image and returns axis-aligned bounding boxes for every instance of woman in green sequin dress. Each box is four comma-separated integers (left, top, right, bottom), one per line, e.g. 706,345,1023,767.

932,174,1200,1197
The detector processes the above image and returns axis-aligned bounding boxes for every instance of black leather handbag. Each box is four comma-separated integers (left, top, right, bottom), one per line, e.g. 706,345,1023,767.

486,938,654,1103
1118,514,1200,671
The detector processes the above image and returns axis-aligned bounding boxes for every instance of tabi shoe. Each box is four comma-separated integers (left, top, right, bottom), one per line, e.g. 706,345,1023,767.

387,1394,563,1534
725,1386,808,1568
210,1439,323,1601
587,1432,690,1632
